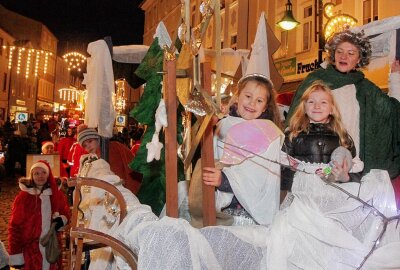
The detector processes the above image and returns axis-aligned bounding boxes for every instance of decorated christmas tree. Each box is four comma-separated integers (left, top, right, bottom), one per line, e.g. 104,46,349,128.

130,35,184,215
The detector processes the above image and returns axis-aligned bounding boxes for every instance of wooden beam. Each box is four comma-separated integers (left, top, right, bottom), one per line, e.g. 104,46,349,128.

165,59,179,218
200,62,216,226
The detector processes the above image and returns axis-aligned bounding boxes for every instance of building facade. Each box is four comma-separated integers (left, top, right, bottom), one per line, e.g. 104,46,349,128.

0,27,15,121
140,0,399,92
0,4,57,120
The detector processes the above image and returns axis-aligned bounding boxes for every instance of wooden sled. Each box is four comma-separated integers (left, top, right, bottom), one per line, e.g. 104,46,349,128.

67,177,138,270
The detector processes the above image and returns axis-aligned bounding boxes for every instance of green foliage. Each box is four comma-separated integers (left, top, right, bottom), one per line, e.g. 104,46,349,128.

129,37,185,216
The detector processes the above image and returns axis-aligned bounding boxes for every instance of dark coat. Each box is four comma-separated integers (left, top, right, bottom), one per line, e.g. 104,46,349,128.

281,123,356,191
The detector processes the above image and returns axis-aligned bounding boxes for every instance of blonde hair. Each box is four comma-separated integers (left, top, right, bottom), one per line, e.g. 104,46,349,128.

230,76,282,129
288,81,352,148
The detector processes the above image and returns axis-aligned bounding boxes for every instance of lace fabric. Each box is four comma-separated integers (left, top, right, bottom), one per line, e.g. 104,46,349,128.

110,168,400,269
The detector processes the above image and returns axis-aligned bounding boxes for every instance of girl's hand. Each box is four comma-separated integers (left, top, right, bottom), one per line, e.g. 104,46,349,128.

203,167,222,187
331,160,350,182
391,59,400,73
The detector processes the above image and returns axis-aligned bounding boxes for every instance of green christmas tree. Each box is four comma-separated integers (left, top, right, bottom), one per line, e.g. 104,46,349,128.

130,37,184,215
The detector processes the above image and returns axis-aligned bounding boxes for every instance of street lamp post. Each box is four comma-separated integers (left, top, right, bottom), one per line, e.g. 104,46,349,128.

277,0,300,59
277,0,300,31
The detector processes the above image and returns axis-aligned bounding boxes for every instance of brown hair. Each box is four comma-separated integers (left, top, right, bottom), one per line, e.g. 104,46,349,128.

230,75,282,129
288,81,352,148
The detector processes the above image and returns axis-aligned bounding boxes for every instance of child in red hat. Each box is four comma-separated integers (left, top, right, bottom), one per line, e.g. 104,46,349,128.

8,161,70,270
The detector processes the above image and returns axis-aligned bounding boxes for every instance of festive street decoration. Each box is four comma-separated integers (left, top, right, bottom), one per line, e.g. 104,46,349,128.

62,51,87,72
2,45,53,78
323,3,357,40
114,79,127,113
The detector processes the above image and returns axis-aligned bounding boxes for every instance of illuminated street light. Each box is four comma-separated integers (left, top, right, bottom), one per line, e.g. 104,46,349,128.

277,0,300,31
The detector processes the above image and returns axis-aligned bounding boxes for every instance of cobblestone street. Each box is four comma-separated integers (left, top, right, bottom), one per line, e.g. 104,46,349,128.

0,175,19,251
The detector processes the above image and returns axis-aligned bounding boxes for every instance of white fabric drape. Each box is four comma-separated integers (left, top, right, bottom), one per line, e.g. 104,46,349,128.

85,40,116,138
111,168,400,269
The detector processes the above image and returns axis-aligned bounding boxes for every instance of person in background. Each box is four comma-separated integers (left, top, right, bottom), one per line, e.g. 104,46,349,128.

67,130,87,178
57,127,76,177
130,127,144,157
8,161,70,270
36,121,52,152
41,141,55,155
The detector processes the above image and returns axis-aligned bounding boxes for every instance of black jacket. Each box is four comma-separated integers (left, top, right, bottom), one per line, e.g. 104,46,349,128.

281,123,359,191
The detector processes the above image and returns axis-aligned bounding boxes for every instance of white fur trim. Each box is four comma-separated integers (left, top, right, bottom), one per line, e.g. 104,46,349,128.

19,184,52,195
30,162,49,176
40,194,51,268
9,253,24,266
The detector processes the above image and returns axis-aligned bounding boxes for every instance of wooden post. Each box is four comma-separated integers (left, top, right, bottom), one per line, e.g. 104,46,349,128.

165,58,179,218
200,62,216,226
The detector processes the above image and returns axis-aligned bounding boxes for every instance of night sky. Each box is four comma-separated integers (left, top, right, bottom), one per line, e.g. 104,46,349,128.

0,0,145,55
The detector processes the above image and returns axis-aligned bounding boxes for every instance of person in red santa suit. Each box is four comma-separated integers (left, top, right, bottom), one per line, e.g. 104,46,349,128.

8,161,70,270
58,127,76,177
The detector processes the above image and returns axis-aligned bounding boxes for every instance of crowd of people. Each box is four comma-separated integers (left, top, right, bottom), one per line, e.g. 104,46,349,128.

0,114,145,179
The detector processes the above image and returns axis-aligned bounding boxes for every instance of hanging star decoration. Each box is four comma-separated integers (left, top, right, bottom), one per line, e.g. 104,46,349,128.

146,133,164,162
146,99,168,162
155,99,168,130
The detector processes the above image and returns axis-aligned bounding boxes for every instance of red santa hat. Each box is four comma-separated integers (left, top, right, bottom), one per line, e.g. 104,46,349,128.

41,141,54,153
30,161,50,177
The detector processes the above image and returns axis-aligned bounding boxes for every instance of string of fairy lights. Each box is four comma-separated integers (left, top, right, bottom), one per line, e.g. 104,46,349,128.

62,51,87,72
2,46,53,79
2,46,88,79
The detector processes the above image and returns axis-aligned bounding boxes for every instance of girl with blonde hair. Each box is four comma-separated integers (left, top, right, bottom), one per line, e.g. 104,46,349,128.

281,81,361,193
